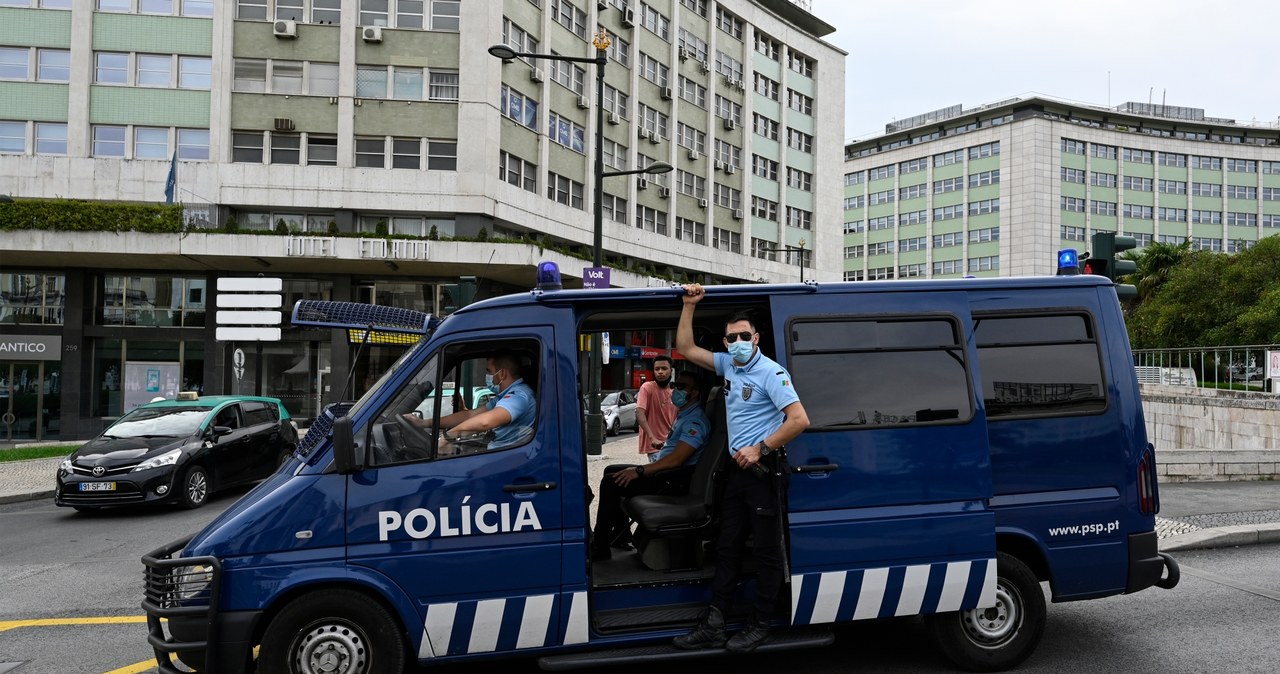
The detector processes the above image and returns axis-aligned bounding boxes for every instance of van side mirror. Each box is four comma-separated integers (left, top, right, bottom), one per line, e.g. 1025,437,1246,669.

331,415,363,473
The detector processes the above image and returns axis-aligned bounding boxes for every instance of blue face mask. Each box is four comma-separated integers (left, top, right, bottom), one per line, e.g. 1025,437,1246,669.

727,340,754,364
485,373,500,394
671,389,689,407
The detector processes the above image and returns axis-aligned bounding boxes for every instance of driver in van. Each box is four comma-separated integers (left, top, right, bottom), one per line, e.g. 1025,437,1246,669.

403,351,536,451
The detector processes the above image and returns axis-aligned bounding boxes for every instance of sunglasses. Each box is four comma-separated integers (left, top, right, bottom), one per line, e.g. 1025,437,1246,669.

671,382,694,391
724,331,755,343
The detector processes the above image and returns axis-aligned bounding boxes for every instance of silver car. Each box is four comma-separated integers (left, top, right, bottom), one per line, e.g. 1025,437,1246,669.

585,390,638,436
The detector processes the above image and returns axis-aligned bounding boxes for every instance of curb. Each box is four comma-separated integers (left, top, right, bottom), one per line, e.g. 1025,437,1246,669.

0,489,53,506
1159,522,1280,552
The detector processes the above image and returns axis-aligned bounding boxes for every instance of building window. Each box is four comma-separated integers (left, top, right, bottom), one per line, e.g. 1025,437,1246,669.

933,204,964,221
714,50,742,80
548,172,585,209
500,85,538,129
787,49,814,77
312,0,340,22
550,56,585,96
844,220,864,234
640,2,670,41
1227,158,1256,173
1122,204,1153,220
1090,143,1116,160
677,28,708,62
390,137,420,169
237,0,268,19
678,76,706,108
1091,172,1117,188
232,132,265,163
899,236,927,252
92,125,126,157
307,135,337,166
1159,179,1186,195
934,149,964,166
499,151,537,192
933,232,963,248
94,52,129,84
1061,167,1085,183
176,128,209,160
34,122,66,155
1191,182,1221,197
713,183,741,210
354,136,385,167
548,112,586,153
869,165,895,180
1159,152,1187,167
753,113,778,141
639,52,669,88
356,65,388,98
713,227,741,253
134,127,168,159
1061,138,1085,154
602,192,627,222
1123,148,1153,164
969,169,1000,187
636,205,667,234
968,256,999,272
715,6,742,39
1089,200,1117,216
969,141,999,159
713,140,740,168
1226,212,1257,227
271,133,301,165
844,245,864,259
844,171,865,186
552,0,588,39
178,56,211,89
787,90,813,115
787,168,812,192
1123,176,1153,191
601,27,629,67
36,49,70,82
969,198,999,215
750,155,777,180
392,67,424,99
676,170,706,198
969,227,1000,243
787,207,812,230
1191,155,1221,170
751,197,778,221
753,73,779,101
1158,207,1187,223
1191,210,1222,225
1225,185,1256,200
675,217,706,245
0,272,67,325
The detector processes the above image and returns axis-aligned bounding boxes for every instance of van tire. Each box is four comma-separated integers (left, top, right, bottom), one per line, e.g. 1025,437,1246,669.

260,589,406,674
926,552,1046,672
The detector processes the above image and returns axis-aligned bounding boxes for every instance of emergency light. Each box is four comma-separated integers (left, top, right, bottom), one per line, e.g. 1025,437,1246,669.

1056,249,1080,276
536,261,562,292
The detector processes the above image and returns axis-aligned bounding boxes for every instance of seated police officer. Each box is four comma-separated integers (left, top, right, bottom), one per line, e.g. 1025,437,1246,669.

591,371,709,561
405,351,536,452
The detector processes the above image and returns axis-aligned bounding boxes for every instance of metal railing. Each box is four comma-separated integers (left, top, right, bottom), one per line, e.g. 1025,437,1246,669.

1132,345,1275,391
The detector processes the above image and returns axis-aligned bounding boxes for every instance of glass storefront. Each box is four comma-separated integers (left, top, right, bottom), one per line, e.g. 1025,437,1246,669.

100,275,207,327
228,341,331,421
0,361,60,441
92,339,204,417
0,272,66,325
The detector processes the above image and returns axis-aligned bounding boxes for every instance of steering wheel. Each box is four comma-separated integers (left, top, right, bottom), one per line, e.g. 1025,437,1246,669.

390,413,436,461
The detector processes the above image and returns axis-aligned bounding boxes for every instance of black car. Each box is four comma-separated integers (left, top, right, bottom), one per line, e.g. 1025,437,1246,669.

55,394,297,511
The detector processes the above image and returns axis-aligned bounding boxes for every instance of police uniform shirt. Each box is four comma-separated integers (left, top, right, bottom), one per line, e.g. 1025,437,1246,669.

713,350,800,455
486,378,536,448
654,401,711,465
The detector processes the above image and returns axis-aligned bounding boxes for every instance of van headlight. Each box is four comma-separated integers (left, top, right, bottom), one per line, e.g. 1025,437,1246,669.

172,564,214,603
132,449,182,473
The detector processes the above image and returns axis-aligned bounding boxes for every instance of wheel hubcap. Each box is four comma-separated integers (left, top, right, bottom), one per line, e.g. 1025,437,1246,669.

294,623,368,674
187,472,207,503
960,581,1021,647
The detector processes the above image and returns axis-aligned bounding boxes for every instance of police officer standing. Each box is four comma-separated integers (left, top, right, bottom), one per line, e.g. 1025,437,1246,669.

672,283,810,653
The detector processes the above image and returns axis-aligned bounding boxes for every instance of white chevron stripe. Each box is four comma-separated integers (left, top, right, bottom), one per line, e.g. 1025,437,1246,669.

894,565,931,616
809,571,847,624
516,594,555,649
420,602,457,659
467,598,506,653
564,591,589,645
936,561,972,612
853,567,889,620
790,574,805,625
977,558,998,608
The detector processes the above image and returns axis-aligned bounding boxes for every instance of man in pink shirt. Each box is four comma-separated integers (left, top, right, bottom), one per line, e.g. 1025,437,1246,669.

636,355,676,463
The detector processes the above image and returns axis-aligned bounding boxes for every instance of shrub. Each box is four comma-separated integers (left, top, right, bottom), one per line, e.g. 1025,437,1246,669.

0,198,184,234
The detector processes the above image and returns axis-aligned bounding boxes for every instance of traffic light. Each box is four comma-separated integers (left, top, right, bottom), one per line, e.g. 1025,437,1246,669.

1088,232,1138,300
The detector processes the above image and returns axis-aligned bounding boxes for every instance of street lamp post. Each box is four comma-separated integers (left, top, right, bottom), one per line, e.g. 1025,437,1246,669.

488,37,673,455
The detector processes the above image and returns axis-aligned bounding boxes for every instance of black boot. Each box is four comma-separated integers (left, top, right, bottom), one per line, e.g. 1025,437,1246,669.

725,616,770,653
673,606,727,649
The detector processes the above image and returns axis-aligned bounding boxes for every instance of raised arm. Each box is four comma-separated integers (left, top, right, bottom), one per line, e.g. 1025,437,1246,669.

675,283,715,372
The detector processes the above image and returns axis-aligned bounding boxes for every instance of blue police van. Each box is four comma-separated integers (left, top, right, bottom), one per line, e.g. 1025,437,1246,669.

141,266,1179,673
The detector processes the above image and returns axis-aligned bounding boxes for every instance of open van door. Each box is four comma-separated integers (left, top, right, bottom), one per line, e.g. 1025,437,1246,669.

772,290,997,626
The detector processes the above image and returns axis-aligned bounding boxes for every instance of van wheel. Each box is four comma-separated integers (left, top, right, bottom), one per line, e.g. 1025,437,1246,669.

179,465,209,510
260,589,406,674
926,552,1046,672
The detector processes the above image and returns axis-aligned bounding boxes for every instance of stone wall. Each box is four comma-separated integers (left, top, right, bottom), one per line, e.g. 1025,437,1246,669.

1142,384,1280,482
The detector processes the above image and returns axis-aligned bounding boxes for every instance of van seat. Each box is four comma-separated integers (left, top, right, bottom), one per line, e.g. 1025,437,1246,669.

622,385,726,569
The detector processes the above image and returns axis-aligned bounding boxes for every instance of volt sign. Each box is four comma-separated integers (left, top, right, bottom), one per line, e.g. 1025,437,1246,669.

215,277,283,342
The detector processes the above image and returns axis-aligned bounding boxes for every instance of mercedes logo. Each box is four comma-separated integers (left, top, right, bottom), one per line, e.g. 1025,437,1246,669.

92,466,106,477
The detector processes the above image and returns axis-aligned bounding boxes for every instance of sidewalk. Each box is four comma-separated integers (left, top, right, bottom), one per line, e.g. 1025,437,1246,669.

6,444,1279,552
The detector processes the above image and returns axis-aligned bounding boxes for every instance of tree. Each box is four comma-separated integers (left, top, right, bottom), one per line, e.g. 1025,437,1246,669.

1122,239,1191,302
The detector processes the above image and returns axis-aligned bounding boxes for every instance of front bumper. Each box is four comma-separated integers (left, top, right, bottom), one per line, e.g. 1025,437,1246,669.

56,466,178,507
142,536,258,674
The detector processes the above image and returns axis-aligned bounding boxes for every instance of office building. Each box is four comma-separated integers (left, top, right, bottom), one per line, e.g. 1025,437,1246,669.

842,96,1280,281
0,0,844,440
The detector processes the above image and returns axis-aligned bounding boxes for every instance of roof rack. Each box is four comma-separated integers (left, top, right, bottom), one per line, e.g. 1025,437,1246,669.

290,300,436,335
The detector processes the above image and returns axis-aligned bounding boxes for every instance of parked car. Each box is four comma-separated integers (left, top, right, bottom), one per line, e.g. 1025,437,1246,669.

597,389,638,436
414,385,495,419
55,394,297,511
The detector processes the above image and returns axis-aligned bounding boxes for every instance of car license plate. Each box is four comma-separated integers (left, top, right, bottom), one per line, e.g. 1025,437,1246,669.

79,482,116,492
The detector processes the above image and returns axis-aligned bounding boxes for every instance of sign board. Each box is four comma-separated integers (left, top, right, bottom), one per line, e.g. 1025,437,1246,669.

0,334,61,361
124,361,180,411
1268,351,1280,379
583,267,610,289
216,277,282,341
217,327,282,342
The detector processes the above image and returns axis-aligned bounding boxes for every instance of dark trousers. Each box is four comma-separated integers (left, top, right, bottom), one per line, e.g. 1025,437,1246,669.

710,456,788,616
593,464,694,552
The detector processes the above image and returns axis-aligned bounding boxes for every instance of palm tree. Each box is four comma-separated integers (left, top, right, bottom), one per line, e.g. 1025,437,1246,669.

1122,239,1192,302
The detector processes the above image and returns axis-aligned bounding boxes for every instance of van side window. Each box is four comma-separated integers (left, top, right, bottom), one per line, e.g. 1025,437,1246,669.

789,317,973,428
241,401,277,427
973,313,1106,418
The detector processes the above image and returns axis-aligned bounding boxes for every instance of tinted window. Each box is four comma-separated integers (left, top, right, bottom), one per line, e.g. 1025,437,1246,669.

789,317,972,428
242,401,278,426
974,313,1105,418
214,405,241,429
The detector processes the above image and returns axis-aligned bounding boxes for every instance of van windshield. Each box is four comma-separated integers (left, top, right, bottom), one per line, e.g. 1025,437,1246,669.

344,337,429,419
